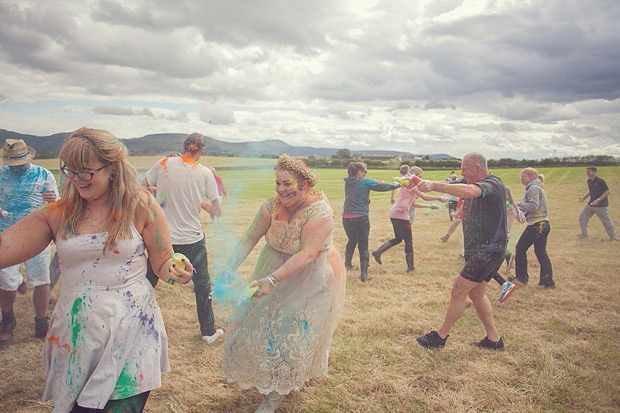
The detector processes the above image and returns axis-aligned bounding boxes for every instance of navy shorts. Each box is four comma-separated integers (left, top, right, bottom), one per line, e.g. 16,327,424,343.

460,251,505,283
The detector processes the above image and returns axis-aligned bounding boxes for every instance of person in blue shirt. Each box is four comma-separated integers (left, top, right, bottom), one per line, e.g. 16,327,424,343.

0,139,58,348
342,162,399,282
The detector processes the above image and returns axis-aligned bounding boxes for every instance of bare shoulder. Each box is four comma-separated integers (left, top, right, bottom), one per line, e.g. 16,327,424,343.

38,200,64,237
134,190,157,233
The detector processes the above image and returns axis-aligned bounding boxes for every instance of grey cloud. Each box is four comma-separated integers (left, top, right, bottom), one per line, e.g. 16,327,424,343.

424,101,456,110
92,106,187,122
551,133,587,148
92,106,135,116
200,104,236,125
160,111,190,123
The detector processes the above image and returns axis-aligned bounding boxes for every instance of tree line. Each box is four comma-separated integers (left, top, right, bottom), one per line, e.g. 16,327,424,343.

303,152,620,170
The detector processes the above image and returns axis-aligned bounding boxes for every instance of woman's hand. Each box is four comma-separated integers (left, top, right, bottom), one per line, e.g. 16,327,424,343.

167,258,194,285
251,276,274,297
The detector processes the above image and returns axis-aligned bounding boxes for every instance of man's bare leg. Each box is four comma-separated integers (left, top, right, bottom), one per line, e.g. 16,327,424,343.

437,275,479,339
468,281,500,342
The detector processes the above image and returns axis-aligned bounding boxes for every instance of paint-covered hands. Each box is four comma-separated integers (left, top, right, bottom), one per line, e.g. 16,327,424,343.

42,190,57,203
416,180,435,192
167,256,194,285
251,276,275,297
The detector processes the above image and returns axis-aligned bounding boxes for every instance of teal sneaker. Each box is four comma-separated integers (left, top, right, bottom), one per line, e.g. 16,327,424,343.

499,281,516,303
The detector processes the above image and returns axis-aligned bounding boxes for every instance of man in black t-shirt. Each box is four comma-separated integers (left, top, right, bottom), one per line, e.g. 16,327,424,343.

415,153,508,350
577,166,618,241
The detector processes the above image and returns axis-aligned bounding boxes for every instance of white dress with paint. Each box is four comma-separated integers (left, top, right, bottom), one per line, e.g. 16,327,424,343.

42,226,170,412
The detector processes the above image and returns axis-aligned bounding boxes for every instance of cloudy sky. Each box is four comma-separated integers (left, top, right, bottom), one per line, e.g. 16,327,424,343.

1,0,619,159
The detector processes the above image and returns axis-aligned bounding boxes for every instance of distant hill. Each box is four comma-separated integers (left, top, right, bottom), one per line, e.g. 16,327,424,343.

0,129,455,159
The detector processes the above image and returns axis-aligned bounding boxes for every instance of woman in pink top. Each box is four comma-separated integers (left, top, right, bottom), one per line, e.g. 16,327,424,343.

372,166,444,272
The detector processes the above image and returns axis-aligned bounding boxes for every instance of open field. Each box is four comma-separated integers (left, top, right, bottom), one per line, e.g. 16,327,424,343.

2,163,620,412
32,156,278,172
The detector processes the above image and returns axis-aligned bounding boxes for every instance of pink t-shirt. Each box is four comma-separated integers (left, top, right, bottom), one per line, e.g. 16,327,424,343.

389,186,418,220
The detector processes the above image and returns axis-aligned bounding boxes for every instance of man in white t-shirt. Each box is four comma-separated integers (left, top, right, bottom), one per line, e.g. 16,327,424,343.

143,133,223,343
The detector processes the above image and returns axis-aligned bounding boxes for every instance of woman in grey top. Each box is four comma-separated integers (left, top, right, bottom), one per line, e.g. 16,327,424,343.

509,167,555,288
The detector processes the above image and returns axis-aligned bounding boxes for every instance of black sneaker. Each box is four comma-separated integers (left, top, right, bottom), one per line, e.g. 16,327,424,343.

416,331,448,349
471,336,504,351
34,316,49,339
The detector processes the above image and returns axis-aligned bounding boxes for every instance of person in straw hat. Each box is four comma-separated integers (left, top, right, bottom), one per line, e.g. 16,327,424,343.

0,138,59,348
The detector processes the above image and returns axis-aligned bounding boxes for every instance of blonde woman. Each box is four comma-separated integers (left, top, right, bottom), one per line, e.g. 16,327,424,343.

0,128,193,412
509,167,555,288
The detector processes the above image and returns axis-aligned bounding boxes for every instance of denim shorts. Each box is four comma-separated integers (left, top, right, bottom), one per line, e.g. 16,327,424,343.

460,251,504,283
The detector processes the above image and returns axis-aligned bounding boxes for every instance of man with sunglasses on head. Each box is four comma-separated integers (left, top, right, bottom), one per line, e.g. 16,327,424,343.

0,139,58,348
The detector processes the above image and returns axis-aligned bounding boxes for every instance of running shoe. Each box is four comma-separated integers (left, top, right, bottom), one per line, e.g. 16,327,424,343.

471,336,504,351
499,282,515,303
416,331,448,349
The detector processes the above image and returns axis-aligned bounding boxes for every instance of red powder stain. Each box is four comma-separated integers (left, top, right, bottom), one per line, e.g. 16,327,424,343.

180,154,198,165
47,334,76,353
113,249,120,254
21,244,25,251
41,200,61,215
47,335,60,345
139,373,144,382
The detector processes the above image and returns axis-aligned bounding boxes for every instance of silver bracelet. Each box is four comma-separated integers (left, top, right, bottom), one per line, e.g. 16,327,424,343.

267,275,277,288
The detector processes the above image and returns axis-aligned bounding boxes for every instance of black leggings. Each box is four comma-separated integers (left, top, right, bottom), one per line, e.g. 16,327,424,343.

343,216,370,262
515,221,553,285
70,391,150,413
388,218,413,254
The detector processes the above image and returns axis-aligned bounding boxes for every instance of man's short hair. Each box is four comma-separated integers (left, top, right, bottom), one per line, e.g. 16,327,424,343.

586,166,597,173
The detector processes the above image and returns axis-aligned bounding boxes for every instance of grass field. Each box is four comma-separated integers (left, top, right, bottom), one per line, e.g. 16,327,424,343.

2,163,620,412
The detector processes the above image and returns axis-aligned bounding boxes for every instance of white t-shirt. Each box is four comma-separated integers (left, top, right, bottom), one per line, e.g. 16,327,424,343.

145,156,220,244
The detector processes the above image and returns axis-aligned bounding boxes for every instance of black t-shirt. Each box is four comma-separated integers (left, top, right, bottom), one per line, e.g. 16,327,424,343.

462,175,507,255
587,176,609,207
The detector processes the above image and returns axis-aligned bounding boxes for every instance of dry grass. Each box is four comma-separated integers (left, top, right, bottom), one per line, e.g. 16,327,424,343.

2,166,619,412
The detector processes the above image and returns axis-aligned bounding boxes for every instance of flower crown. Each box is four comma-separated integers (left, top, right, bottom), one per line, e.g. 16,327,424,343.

276,154,318,187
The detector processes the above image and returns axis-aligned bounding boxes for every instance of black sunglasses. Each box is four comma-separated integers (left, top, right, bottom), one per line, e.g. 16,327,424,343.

61,163,112,182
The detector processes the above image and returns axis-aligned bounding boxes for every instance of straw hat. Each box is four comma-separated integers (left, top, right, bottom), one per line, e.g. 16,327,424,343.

0,139,36,166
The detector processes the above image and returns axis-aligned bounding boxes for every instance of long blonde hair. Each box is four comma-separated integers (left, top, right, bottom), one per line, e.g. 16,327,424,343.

57,127,150,251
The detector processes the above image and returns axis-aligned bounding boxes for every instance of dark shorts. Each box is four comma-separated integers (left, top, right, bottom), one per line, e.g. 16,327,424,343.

460,251,505,283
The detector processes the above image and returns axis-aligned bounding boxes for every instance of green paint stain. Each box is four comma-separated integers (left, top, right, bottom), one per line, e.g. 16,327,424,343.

70,297,85,350
154,228,163,252
114,363,138,398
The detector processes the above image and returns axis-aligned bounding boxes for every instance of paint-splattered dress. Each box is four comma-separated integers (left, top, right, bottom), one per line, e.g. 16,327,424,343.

42,226,170,412
221,194,346,395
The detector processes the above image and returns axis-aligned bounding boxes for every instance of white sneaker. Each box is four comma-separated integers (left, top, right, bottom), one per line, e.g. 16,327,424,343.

255,391,285,413
202,328,224,344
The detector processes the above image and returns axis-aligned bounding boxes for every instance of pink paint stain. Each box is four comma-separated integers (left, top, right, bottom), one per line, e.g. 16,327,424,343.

113,250,120,254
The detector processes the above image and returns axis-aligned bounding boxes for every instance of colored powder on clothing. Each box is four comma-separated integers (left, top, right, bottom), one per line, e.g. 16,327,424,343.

114,363,139,398
180,154,198,165
70,297,86,350
159,157,169,172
